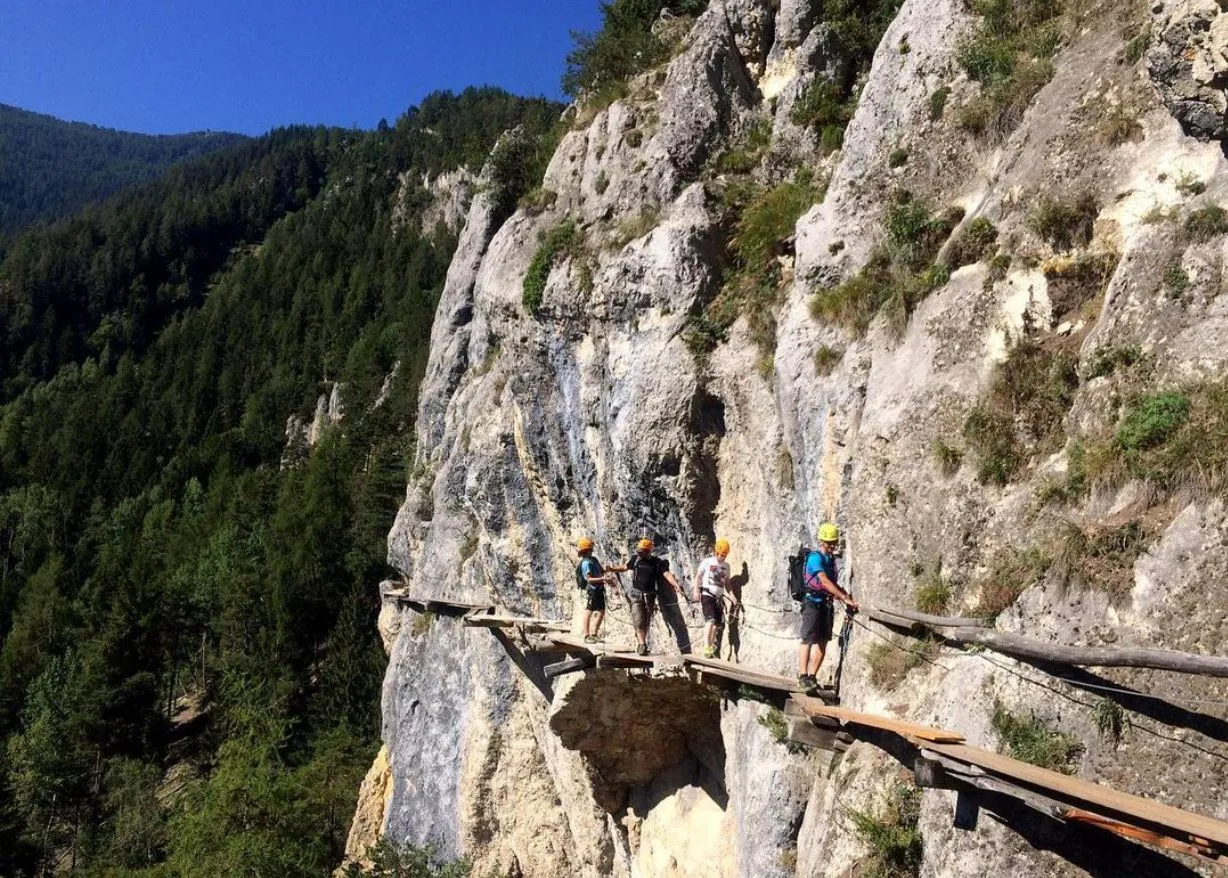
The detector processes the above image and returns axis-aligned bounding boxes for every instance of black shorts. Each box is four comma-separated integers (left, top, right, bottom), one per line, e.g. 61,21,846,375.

800,601,834,645
586,587,606,612
701,593,724,624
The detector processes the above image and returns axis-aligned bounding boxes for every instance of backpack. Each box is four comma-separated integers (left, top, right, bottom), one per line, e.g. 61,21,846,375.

788,545,819,602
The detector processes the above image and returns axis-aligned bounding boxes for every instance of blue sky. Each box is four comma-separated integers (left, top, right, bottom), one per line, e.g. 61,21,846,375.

0,0,603,135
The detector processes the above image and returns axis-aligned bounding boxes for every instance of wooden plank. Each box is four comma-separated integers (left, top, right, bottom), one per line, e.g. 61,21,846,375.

942,628,1228,678
920,740,1228,848
684,654,796,687
792,695,965,743
1064,808,1226,863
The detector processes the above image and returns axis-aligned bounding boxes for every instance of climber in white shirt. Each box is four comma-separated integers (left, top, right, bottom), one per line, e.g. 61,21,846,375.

692,538,738,658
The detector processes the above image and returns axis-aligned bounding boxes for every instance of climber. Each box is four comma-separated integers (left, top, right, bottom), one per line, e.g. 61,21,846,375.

797,522,859,694
575,537,622,644
626,538,685,656
692,537,739,658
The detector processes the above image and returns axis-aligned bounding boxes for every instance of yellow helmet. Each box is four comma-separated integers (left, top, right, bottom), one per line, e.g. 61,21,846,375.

577,537,594,551
714,538,730,556
818,522,840,543
637,538,654,552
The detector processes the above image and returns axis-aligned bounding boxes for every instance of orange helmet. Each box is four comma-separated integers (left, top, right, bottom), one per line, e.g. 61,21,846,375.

577,537,594,551
714,538,730,556
637,538,654,552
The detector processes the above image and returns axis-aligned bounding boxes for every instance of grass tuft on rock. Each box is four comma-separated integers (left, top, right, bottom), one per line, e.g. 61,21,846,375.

973,548,1050,618
991,702,1083,773
866,638,938,690
956,0,1069,137
1028,192,1098,251
963,336,1078,484
1183,204,1228,242
811,193,960,337
914,571,951,614
848,785,924,878
946,216,999,268
931,439,964,476
1081,382,1228,494
814,344,844,375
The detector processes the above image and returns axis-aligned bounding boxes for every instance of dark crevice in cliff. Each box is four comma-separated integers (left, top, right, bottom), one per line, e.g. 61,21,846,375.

549,672,724,814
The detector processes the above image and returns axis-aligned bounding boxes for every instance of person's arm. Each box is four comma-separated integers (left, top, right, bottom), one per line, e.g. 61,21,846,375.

664,569,683,595
691,568,702,603
818,572,858,610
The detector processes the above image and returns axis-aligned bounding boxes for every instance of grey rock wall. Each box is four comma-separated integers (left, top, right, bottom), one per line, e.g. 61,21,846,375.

355,1,1228,875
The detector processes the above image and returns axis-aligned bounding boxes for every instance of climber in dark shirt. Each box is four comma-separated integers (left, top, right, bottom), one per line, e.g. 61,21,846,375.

625,538,683,656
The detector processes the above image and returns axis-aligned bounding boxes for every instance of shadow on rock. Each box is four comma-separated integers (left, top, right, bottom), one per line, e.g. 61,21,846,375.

549,670,725,813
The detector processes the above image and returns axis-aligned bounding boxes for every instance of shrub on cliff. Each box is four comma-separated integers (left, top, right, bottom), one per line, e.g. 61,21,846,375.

848,784,923,877
957,0,1068,137
523,221,582,313
561,0,707,103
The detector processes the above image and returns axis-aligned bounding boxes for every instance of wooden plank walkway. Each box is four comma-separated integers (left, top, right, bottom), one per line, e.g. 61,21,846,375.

919,740,1228,858
387,591,1228,866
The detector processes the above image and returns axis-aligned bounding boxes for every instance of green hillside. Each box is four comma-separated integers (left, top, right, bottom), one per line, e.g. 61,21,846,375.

0,104,247,243
0,86,560,877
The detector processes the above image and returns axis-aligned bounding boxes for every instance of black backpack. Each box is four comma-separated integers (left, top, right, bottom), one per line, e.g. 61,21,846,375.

788,545,818,601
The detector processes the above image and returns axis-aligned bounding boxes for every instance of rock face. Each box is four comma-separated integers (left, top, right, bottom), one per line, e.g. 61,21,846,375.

1149,0,1228,141
358,1,1228,876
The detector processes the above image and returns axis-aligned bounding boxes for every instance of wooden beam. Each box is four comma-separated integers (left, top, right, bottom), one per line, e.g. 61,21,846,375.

943,628,1228,678
866,606,989,629
596,654,653,670
543,655,595,679
919,740,1228,850
786,717,840,750
1063,808,1226,863
791,695,965,743
463,615,571,632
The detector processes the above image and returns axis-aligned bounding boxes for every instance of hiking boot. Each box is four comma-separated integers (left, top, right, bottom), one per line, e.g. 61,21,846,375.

636,643,648,656
798,674,819,694
583,634,596,644
702,645,717,658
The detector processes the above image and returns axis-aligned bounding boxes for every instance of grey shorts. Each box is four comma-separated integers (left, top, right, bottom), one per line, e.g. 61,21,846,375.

800,601,834,645
629,588,656,630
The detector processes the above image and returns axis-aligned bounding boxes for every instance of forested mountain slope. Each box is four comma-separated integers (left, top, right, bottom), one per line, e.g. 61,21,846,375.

0,86,560,877
0,103,246,243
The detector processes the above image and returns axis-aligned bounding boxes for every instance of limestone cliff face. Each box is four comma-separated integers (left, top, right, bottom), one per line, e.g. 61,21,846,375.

354,1,1228,875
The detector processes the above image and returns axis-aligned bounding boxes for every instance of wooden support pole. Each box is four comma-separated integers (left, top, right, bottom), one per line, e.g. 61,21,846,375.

869,602,1228,678
543,655,596,679
954,791,980,831
866,606,989,629
944,628,1228,678
914,757,946,789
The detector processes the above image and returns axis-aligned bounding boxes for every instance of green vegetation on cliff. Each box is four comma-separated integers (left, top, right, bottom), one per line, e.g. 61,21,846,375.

0,86,560,877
